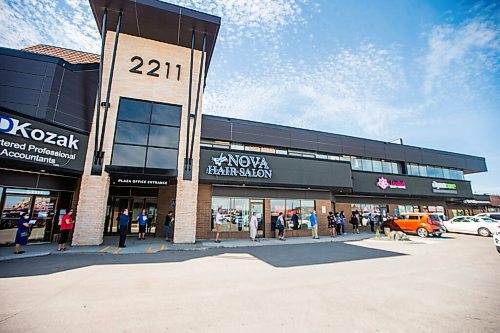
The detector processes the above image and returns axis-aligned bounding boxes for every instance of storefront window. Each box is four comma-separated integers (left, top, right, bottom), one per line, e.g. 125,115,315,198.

286,199,301,230
419,165,428,177
211,197,249,232
408,163,419,176
300,200,315,229
442,168,451,179
230,143,244,150
270,199,314,230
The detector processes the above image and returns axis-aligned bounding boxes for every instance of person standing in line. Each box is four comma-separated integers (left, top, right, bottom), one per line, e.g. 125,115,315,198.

340,211,347,235
215,207,223,243
165,211,174,242
277,212,285,241
14,213,30,254
137,209,148,240
58,209,74,251
369,212,376,232
311,210,319,239
118,208,130,248
327,211,336,237
291,212,299,230
250,212,258,241
350,213,360,234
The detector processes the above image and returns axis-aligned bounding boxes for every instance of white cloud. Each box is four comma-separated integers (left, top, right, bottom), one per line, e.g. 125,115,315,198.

204,43,412,137
172,0,309,47
0,0,100,53
422,18,499,96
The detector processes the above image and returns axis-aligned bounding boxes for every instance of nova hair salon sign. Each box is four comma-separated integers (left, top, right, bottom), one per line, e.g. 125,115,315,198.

0,112,87,172
206,153,272,178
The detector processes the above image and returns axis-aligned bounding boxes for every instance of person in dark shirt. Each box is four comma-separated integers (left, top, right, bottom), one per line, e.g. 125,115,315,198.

164,211,174,242
118,208,130,248
14,213,31,254
291,213,299,230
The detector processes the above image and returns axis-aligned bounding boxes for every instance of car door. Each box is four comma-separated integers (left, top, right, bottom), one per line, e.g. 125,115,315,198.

407,215,422,233
468,217,484,234
446,217,464,233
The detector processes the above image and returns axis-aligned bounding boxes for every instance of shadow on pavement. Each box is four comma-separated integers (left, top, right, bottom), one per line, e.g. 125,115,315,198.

0,241,406,278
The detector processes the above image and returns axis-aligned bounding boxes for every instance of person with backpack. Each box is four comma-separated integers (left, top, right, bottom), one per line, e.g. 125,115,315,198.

327,211,336,237
277,212,285,241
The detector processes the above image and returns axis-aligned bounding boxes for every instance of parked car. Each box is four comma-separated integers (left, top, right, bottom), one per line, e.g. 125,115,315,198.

474,213,500,221
442,216,500,237
380,213,444,238
493,225,500,253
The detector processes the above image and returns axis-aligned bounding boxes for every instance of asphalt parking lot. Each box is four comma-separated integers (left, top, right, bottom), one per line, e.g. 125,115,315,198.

0,233,498,332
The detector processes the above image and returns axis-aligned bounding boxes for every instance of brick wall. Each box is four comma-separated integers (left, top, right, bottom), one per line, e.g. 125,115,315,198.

157,185,177,238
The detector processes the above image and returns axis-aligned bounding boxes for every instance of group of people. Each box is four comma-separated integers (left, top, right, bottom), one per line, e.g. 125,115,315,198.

117,208,174,248
14,209,75,254
327,211,348,237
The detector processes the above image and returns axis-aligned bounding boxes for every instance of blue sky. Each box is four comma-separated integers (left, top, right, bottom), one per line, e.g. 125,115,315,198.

0,0,499,194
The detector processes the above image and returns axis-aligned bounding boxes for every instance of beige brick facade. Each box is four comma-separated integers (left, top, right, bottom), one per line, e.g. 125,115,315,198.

73,32,205,245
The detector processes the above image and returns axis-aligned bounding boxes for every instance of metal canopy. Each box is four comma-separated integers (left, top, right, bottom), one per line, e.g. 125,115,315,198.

88,0,221,72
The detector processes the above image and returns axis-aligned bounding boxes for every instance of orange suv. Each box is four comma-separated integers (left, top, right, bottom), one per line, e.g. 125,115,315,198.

381,213,445,238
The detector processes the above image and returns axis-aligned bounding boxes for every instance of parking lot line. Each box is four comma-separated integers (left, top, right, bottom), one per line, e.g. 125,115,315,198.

114,247,122,254
99,246,111,253
146,246,152,253
160,245,165,251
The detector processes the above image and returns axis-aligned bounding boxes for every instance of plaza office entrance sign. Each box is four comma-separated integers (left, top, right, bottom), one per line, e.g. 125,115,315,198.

0,111,88,172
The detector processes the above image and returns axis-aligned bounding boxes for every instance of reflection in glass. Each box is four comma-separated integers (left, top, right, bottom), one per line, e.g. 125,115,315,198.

112,144,146,167
148,125,179,148
382,161,392,173
114,121,149,145
118,98,152,122
362,159,373,172
372,160,383,173
146,147,178,169
151,103,182,126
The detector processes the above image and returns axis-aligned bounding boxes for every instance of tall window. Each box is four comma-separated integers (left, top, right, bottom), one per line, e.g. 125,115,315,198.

211,197,250,232
112,98,181,169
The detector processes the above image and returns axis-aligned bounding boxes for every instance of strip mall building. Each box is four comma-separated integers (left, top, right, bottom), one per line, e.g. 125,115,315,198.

0,0,497,245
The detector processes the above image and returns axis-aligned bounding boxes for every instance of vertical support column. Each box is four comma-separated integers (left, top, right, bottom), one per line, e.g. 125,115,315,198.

174,31,206,243
73,12,123,246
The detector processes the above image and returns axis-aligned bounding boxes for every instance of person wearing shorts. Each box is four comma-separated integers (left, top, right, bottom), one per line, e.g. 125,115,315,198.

215,207,223,243
137,209,148,240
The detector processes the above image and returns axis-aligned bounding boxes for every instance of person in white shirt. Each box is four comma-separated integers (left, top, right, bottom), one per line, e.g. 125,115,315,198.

215,207,223,243
250,212,258,241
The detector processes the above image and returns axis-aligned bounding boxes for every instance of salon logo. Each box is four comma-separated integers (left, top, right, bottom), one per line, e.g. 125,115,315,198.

207,153,272,178
377,177,406,190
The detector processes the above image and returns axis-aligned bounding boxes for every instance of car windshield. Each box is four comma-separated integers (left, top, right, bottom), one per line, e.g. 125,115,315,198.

482,217,497,223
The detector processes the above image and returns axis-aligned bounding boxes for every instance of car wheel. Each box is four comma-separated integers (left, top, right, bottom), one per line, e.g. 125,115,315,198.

478,228,490,237
417,228,429,238
435,233,442,237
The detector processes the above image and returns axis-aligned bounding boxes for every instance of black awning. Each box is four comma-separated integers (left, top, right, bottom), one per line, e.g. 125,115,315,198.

88,0,221,73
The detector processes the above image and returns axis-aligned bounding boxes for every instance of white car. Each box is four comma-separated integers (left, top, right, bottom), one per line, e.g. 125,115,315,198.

494,225,500,253
474,213,500,221
442,216,500,237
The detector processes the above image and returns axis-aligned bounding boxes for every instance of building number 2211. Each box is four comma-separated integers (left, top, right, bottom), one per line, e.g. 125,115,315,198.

129,56,181,80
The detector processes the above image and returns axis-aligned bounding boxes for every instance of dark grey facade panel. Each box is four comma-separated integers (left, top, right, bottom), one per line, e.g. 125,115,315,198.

213,186,331,200
199,148,353,189
200,114,486,173
384,144,405,160
0,169,77,191
351,171,473,198
0,49,98,133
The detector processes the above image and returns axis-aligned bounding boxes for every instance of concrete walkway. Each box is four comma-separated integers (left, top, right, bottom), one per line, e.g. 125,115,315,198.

0,232,373,261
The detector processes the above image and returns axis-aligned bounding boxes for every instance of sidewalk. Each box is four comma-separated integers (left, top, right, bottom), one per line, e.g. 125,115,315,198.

0,232,373,261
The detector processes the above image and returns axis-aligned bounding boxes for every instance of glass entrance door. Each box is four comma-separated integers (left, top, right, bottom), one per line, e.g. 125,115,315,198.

250,200,264,238
108,196,158,236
